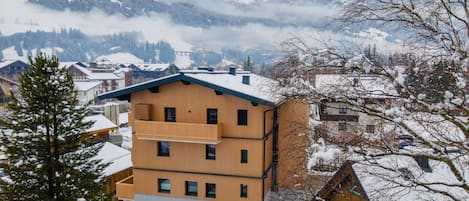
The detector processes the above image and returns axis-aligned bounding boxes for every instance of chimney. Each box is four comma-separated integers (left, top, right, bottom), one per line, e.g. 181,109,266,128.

242,75,250,85
229,67,236,75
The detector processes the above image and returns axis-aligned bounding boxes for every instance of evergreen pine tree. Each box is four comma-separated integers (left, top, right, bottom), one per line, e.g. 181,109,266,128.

0,53,107,200
243,56,252,71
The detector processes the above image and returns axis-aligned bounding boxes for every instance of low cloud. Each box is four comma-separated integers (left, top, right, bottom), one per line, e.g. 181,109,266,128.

0,0,402,54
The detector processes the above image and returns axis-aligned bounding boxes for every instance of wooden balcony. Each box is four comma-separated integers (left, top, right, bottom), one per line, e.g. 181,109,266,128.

134,120,222,144
116,176,134,200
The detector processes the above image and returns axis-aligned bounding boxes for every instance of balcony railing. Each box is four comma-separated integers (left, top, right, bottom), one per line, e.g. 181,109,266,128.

116,176,134,200
134,120,222,144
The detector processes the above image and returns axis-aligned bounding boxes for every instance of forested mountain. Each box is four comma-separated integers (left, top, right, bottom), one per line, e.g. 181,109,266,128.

0,29,175,63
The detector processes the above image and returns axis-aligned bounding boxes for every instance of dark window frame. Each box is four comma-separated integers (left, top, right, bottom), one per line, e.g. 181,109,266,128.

366,124,375,133
206,144,216,160
237,110,248,126
241,149,248,163
240,184,248,198
165,107,176,122
157,141,170,157
185,181,198,196
338,105,347,114
158,178,171,193
338,122,347,132
205,183,216,198
207,108,218,124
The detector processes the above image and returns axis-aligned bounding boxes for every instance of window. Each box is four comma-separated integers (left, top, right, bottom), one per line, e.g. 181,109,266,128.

185,181,198,196
206,183,216,198
339,106,347,114
165,107,176,122
240,184,248,198
366,125,375,133
158,179,170,193
338,122,347,132
157,141,170,157
206,144,216,160
207,108,218,124
237,110,248,125
241,149,248,163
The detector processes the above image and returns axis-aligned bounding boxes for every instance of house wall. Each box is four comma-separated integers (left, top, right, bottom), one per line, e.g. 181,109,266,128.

128,81,274,200
277,99,309,189
133,169,264,201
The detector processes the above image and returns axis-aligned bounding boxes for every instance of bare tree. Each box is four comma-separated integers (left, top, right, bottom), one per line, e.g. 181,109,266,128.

278,0,469,200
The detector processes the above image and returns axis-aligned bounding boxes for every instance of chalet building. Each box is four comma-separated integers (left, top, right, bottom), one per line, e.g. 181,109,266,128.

0,59,29,82
311,74,395,138
98,67,309,201
314,154,465,201
62,62,125,92
129,63,180,84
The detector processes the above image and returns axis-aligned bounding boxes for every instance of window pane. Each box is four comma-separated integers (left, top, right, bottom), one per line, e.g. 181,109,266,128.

339,106,347,114
158,179,170,193
366,125,375,133
237,110,248,125
206,144,216,160
240,184,248,197
165,107,176,122
206,183,216,198
241,149,248,163
207,108,218,124
185,181,198,196
158,141,170,157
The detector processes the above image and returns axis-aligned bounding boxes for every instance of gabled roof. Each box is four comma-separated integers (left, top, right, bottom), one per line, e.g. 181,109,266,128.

74,81,102,91
94,142,131,177
0,60,29,70
98,71,283,106
84,114,118,132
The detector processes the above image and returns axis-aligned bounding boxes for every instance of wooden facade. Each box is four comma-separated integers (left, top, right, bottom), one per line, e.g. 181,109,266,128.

100,72,309,201
315,161,369,201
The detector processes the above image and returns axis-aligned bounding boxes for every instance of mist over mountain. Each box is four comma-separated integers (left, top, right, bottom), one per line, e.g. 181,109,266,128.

0,0,400,66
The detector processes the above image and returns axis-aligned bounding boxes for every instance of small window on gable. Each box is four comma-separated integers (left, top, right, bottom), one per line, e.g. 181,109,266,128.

165,107,176,122
207,108,218,124
237,110,248,126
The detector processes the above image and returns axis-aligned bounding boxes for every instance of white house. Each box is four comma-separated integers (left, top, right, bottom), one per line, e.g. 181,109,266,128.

75,81,102,105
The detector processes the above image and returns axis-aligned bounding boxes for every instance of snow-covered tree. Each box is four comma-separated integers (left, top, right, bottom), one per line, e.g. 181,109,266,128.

0,54,107,200
278,1,469,200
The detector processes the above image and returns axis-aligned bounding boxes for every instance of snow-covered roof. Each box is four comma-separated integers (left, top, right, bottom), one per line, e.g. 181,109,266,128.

98,70,283,106
74,81,102,91
352,155,469,201
70,64,122,80
315,74,397,99
135,63,172,71
94,142,132,177
0,59,28,69
84,114,118,132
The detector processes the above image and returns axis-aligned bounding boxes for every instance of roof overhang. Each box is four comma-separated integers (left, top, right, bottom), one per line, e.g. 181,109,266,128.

98,73,276,106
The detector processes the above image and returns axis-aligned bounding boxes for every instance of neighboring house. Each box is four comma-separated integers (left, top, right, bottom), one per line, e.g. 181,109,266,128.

85,114,118,142
130,63,179,84
315,154,468,201
98,67,309,201
63,62,125,92
0,60,29,82
95,142,133,200
75,81,103,105
311,74,396,138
